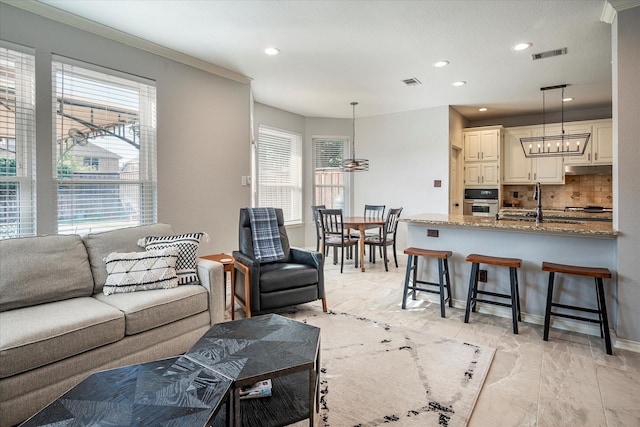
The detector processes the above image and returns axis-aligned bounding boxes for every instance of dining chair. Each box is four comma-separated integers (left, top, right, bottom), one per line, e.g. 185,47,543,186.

310,205,326,252
318,209,359,273
362,204,386,259
364,207,403,271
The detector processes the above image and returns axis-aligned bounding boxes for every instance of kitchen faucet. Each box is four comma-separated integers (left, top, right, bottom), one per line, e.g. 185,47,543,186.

533,181,543,224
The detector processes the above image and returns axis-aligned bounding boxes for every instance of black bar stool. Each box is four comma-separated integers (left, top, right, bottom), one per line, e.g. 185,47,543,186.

464,253,522,334
541,261,613,355
402,248,452,318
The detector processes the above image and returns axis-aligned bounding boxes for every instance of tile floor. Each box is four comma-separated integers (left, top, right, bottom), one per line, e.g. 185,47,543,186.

228,254,640,427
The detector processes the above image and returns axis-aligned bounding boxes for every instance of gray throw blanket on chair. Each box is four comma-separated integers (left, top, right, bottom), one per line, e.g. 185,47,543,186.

247,207,285,263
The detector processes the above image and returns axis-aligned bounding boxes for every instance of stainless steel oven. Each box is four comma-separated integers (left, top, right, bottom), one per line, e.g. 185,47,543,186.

463,188,499,216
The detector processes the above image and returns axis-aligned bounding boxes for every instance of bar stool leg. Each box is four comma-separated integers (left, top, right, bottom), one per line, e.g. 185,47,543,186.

514,268,521,321
411,255,418,301
543,272,555,341
401,254,413,309
464,262,478,323
444,258,453,308
471,263,479,313
437,259,445,318
596,277,613,355
509,266,519,335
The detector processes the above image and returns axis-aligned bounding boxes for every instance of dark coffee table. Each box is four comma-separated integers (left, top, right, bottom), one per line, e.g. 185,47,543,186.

185,313,321,427
20,356,232,427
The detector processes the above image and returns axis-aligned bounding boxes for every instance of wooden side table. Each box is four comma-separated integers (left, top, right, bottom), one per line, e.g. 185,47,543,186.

200,253,235,310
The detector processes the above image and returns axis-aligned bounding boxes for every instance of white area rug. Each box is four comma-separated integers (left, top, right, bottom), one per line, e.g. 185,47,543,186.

284,307,495,427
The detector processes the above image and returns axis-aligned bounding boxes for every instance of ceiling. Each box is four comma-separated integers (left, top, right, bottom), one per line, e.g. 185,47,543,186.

25,0,631,120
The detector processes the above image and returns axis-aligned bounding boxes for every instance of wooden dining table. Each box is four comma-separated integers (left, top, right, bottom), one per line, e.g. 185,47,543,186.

343,216,385,272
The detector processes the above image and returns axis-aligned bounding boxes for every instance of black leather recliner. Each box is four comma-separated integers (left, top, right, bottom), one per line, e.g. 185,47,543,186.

232,208,327,318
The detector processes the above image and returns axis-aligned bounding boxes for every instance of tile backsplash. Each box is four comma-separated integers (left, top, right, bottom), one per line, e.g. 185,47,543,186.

503,174,613,210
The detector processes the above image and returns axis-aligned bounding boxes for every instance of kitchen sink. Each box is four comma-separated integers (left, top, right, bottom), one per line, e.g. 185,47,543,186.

497,215,585,225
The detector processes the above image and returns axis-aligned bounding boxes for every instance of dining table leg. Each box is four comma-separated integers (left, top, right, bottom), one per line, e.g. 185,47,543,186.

359,225,366,272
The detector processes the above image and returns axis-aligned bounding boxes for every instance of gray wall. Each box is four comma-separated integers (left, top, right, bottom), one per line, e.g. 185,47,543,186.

252,103,306,247
0,3,251,255
613,6,640,345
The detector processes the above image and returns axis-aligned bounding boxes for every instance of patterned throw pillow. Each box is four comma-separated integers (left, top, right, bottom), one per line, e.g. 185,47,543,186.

142,233,204,285
103,247,179,295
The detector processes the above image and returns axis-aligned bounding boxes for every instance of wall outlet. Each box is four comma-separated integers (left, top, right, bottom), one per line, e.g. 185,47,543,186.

427,229,439,237
479,270,488,282
514,191,519,198
434,180,442,187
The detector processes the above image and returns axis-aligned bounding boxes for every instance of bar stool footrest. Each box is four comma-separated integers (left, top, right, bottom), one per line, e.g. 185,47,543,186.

474,298,513,308
549,311,602,324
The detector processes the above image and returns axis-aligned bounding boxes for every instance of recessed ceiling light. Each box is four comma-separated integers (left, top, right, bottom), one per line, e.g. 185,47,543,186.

433,60,449,67
264,47,280,56
452,81,466,87
513,42,532,51
479,107,488,112
562,97,574,102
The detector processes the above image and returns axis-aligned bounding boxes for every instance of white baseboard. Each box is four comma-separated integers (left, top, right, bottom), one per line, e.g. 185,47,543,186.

446,297,639,353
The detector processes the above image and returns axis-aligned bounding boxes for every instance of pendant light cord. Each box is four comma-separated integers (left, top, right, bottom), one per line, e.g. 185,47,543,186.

351,101,357,159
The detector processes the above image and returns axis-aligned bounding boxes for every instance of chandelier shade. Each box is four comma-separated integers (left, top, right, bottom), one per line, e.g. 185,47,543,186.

520,84,591,158
342,101,369,172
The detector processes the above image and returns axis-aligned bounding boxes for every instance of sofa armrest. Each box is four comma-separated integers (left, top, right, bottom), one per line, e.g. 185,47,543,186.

196,259,225,325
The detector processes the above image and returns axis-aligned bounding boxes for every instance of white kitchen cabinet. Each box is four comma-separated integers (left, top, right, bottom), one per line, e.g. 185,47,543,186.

464,129,499,162
563,120,612,165
502,127,564,184
465,162,499,186
463,126,501,187
593,121,613,164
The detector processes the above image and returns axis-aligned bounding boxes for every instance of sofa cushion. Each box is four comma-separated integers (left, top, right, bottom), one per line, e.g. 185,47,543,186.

0,297,124,378
0,234,94,312
259,263,319,293
141,233,205,285
103,247,180,295
83,223,174,294
94,285,208,335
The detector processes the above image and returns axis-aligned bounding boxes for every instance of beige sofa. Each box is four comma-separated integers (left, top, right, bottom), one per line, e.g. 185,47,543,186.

0,224,225,427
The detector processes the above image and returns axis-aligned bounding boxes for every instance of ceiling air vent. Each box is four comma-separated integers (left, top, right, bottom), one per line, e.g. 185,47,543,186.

402,78,422,86
532,47,567,60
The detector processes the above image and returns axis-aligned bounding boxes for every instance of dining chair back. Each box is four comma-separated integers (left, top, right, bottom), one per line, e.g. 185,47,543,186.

364,204,386,220
364,207,403,271
311,205,326,251
318,209,359,273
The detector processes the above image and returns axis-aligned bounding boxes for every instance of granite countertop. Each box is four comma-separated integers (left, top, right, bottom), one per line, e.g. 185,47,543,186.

401,213,617,238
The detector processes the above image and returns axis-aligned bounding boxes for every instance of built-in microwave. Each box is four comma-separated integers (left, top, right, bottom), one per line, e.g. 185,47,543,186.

463,188,499,216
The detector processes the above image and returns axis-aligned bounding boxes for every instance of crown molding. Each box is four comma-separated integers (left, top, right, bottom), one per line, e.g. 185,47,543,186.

1,0,252,85
608,0,640,12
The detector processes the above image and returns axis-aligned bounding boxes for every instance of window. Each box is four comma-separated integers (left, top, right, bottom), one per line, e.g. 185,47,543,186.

313,137,348,211
52,58,157,234
256,125,302,224
0,44,36,239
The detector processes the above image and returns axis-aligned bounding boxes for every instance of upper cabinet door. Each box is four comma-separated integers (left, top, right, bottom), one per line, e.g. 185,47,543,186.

464,132,481,161
479,130,499,161
503,129,533,184
563,123,593,165
593,122,613,164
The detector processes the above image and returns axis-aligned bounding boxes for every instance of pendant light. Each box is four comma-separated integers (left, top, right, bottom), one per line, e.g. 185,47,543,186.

342,102,369,172
520,85,590,158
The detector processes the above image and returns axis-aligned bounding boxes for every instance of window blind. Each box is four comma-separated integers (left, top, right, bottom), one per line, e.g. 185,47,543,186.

0,43,36,238
52,58,157,234
256,125,302,224
313,138,347,210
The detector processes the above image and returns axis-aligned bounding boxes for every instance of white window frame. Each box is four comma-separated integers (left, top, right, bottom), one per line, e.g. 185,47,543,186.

255,125,302,225
0,42,36,238
312,136,351,213
52,57,157,234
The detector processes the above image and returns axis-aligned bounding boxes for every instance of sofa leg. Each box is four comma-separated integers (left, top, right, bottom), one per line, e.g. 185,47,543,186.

322,297,328,312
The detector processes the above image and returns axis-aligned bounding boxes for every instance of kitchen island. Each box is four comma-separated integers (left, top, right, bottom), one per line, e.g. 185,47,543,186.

400,213,617,339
